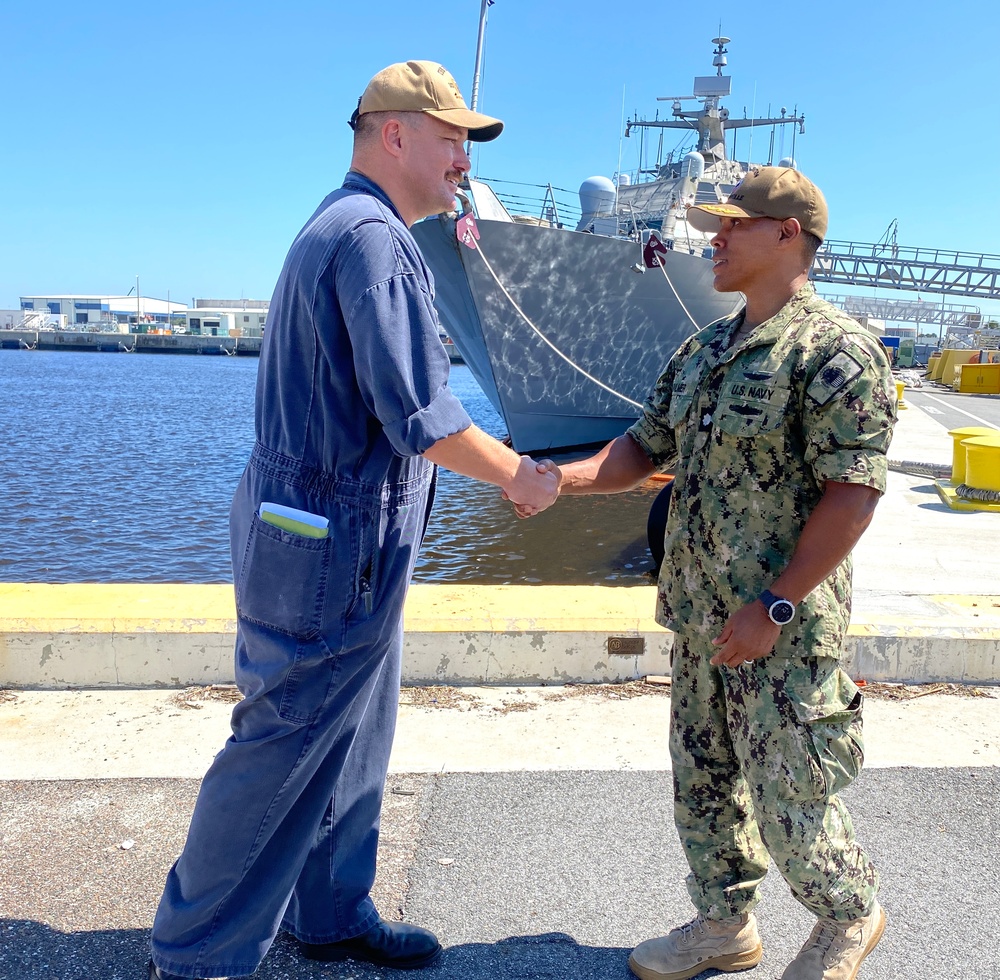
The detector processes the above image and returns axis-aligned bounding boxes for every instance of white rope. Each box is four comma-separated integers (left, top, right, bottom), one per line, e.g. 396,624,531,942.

471,241,643,409
654,252,702,331
654,245,743,330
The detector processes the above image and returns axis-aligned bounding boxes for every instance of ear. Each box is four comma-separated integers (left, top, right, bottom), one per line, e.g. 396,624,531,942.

779,218,802,242
778,217,802,243
381,118,405,158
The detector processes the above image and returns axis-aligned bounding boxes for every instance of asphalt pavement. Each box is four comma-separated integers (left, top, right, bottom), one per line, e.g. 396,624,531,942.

2,766,998,980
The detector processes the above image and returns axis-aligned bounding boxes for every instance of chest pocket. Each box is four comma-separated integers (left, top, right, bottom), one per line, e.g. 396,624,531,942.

666,355,706,429
715,383,791,438
667,390,695,429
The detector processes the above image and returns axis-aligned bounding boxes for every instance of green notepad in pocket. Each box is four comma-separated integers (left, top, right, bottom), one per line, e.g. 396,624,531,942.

259,501,329,539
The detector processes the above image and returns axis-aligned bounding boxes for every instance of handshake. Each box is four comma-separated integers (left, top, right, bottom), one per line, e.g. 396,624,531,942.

502,456,563,519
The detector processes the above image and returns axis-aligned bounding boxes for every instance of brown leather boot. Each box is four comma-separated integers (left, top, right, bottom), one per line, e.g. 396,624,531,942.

780,902,886,980
628,912,763,980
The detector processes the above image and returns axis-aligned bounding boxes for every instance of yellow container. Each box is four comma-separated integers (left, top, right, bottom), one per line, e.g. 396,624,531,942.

927,354,940,379
959,362,1000,394
963,435,1000,492
952,352,978,388
931,349,959,381
948,426,997,483
933,349,977,385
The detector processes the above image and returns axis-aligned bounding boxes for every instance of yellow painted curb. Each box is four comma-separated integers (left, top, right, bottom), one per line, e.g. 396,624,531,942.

0,583,665,634
0,583,235,633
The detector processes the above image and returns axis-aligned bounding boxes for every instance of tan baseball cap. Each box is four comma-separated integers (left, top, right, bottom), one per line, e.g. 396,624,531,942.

353,60,504,142
686,166,828,241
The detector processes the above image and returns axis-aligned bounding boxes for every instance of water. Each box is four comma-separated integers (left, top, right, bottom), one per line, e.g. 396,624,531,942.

0,350,658,584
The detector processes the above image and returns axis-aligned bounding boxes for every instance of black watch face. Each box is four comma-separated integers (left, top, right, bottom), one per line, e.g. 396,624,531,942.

771,600,795,625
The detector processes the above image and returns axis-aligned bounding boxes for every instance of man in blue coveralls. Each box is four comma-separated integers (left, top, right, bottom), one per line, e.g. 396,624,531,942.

148,61,561,980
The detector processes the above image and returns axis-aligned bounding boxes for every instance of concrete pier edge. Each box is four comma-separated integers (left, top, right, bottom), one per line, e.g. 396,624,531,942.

2,582,998,689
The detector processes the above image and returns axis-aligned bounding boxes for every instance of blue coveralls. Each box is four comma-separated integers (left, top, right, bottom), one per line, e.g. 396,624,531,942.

150,172,472,978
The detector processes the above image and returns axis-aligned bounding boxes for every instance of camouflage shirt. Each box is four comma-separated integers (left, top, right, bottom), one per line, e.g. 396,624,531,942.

628,283,897,657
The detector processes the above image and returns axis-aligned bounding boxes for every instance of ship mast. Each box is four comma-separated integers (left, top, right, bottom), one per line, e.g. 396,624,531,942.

625,37,805,169
470,0,491,113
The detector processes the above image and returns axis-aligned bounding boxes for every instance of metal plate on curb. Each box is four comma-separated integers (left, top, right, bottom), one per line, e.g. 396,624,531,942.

608,636,645,657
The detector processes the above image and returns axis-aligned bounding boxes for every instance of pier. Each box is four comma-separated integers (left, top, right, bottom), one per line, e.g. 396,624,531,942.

0,329,261,356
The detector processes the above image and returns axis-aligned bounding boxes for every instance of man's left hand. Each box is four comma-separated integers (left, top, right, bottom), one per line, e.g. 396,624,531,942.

709,601,781,667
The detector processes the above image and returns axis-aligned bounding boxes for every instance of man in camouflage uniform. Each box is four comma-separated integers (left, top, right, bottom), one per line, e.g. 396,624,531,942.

547,167,896,980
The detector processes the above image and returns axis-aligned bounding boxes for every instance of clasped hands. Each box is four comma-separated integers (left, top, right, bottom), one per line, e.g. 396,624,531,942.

501,456,562,519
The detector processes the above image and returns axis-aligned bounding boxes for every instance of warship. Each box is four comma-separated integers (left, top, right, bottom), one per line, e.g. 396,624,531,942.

413,35,807,452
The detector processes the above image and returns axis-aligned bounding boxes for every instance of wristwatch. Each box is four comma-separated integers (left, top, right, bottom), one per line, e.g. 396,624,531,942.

759,589,796,626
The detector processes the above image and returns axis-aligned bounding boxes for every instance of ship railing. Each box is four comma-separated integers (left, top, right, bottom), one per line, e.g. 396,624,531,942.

469,174,712,258
474,176,583,228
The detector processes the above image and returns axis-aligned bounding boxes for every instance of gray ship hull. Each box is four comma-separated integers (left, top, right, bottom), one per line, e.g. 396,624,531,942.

413,214,742,454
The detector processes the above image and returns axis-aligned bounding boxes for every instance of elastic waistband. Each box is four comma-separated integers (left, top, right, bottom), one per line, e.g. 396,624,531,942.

248,443,432,506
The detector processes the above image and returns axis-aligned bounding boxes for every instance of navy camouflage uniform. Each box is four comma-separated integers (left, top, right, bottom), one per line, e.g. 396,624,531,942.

628,283,896,922
150,172,472,978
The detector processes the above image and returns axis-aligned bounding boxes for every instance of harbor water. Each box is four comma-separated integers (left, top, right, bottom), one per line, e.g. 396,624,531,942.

0,350,658,585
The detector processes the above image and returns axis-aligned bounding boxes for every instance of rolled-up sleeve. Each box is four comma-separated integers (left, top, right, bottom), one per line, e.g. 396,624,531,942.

347,275,471,455
337,221,471,457
802,338,897,493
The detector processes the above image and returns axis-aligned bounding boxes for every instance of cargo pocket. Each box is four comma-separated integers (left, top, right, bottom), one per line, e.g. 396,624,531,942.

236,513,333,640
788,662,866,799
277,640,337,725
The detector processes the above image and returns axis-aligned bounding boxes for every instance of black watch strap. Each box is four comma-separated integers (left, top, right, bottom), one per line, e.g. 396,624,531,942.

759,589,796,626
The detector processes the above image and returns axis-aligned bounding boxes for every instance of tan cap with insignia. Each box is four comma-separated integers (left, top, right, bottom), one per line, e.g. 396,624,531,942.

687,166,828,241
353,60,504,142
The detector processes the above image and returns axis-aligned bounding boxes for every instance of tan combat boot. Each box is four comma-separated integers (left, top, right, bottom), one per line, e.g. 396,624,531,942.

629,912,763,980
780,901,886,980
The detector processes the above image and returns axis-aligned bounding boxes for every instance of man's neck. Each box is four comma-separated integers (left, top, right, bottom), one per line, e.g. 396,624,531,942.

348,159,417,227
742,273,810,330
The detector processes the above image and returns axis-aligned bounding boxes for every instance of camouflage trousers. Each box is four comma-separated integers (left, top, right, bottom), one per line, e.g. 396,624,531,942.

669,631,879,921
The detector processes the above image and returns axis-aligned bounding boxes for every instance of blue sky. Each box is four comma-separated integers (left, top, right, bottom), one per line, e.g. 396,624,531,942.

3,0,999,321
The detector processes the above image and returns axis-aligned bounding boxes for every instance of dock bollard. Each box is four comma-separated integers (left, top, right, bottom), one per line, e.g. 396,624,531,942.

962,434,1000,494
894,381,906,410
947,426,997,484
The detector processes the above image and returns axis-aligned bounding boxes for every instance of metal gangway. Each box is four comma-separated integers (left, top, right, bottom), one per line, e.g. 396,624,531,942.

817,293,983,330
812,221,1000,302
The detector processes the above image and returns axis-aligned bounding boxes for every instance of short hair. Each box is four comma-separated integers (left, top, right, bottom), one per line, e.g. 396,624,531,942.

801,230,822,261
352,109,424,146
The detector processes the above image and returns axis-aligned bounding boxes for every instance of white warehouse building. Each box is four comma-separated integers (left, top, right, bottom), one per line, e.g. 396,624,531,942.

17,295,269,337
19,295,186,329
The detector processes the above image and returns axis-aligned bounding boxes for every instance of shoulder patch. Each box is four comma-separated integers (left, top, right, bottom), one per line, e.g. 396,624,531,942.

807,349,866,406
